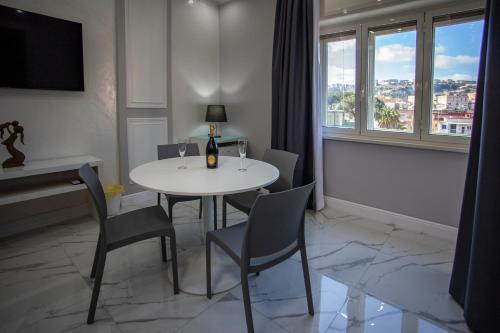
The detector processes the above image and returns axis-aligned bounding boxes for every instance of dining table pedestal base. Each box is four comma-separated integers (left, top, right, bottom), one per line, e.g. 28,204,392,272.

167,245,241,295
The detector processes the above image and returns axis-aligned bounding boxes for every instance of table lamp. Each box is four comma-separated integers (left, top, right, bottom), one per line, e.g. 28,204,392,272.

205,105,227,138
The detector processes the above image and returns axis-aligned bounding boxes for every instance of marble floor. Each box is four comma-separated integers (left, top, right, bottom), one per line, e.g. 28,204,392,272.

0,193,468,333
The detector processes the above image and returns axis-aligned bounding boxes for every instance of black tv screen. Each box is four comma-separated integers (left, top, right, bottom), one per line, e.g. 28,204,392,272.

0,5,84,91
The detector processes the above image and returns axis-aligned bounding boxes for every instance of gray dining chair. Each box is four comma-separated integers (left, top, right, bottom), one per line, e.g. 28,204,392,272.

157,144,217,231
79,163,179,324
206,181,316,333
222,149,298,228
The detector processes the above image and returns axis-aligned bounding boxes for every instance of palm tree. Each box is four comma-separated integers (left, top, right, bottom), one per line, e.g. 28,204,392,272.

375,107,401,129
374,98,405,129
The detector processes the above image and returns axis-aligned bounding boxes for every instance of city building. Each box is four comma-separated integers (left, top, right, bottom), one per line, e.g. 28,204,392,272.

432,111,473,135
435,93,469,111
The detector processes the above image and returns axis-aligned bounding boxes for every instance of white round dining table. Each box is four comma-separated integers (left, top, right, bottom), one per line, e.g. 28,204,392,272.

129,155,279,295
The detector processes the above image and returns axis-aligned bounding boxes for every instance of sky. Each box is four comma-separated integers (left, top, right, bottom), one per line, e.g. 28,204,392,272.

327,19,484,85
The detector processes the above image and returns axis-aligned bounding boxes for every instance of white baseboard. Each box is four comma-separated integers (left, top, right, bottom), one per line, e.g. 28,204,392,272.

325,196,458,242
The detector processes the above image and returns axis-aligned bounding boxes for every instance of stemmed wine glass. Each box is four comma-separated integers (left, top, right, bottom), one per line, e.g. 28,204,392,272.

177,138,187,169
238,138,248,172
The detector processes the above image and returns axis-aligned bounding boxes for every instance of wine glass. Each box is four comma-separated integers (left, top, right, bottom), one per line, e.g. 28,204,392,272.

238,138,248,171
177,138,187,169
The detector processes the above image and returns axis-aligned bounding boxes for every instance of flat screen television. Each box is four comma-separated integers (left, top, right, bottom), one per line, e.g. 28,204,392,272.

0,5,84,91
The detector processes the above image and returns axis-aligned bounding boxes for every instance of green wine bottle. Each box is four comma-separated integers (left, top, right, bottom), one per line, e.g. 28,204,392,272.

206,124,218,169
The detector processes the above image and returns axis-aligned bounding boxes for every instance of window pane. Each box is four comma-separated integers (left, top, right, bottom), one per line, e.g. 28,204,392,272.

430,13,484,137
324,33,356,128
367,23,417,133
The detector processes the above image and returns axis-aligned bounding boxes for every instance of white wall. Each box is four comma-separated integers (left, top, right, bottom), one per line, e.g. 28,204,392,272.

171,0,220,140
324,140,468,227
219,0,276,159
116,0,221,194
0,0,118,185
116,0,170,194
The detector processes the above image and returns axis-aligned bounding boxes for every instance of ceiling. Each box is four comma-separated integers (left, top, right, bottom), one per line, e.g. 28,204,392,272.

322,0,418,18
210,0,421,14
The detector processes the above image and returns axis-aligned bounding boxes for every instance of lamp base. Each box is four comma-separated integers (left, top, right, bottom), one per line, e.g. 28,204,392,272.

208,122,222,138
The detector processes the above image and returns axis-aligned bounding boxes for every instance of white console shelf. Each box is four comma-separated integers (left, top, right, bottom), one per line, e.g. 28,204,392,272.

0,155,102,181
0,155,102,206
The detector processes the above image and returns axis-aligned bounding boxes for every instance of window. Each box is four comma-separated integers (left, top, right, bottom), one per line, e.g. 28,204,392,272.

429,12,484,138
320,3,484,150
323,31,357,129
367,22,417,134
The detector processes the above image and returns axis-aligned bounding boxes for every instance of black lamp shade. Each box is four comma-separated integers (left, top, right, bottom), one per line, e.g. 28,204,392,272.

205,105,227,122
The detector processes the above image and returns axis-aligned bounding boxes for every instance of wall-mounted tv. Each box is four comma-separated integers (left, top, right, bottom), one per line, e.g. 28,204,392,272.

0,5,84,91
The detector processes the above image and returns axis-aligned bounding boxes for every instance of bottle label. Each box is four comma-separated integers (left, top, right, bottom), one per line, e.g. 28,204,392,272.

207,154,216,167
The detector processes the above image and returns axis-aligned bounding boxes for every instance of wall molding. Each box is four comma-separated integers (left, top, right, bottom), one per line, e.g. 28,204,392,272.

325,196,458,241
125,0,167,108
127,117,168,181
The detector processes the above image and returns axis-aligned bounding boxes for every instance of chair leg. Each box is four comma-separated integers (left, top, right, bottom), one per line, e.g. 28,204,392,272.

206,239,212,299
87,248,106,324
213,196,217,230
199,199,202,219
90,233,101,279
300,246,314,316
161,236,167,262
241,270,254,333
169,234,179,294
222,198,227,228
168,200,174,221
157,192,161,206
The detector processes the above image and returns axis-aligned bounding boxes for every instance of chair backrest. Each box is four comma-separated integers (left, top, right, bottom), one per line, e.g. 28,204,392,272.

262,149,298,193
79,163,108,232
157,143,200,160
243,181,315,260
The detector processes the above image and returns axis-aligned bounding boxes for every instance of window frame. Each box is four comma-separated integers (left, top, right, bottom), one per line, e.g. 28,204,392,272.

320,1,485,152
360,14,424,142
420,3,485,145
321,25,362,136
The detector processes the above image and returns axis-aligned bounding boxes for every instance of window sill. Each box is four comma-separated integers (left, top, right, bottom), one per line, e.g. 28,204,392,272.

323,133,469,153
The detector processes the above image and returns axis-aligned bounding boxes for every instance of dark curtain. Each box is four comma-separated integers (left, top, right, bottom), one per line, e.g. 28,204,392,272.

271,0,314,189
449,1,500,331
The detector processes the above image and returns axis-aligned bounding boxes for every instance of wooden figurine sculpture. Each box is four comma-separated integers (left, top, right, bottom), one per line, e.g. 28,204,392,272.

0,120,25,168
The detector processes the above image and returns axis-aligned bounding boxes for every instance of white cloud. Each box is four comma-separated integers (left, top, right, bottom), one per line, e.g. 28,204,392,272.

435,44,446,54
328,39,355,54
440,73,475,81
327,39,355,84
434,54,479,69
328,66,355,85
375,44,416,63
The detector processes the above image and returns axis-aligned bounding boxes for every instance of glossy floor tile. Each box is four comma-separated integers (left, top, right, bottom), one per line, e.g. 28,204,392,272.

327,289,452,333
0,194,468,332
